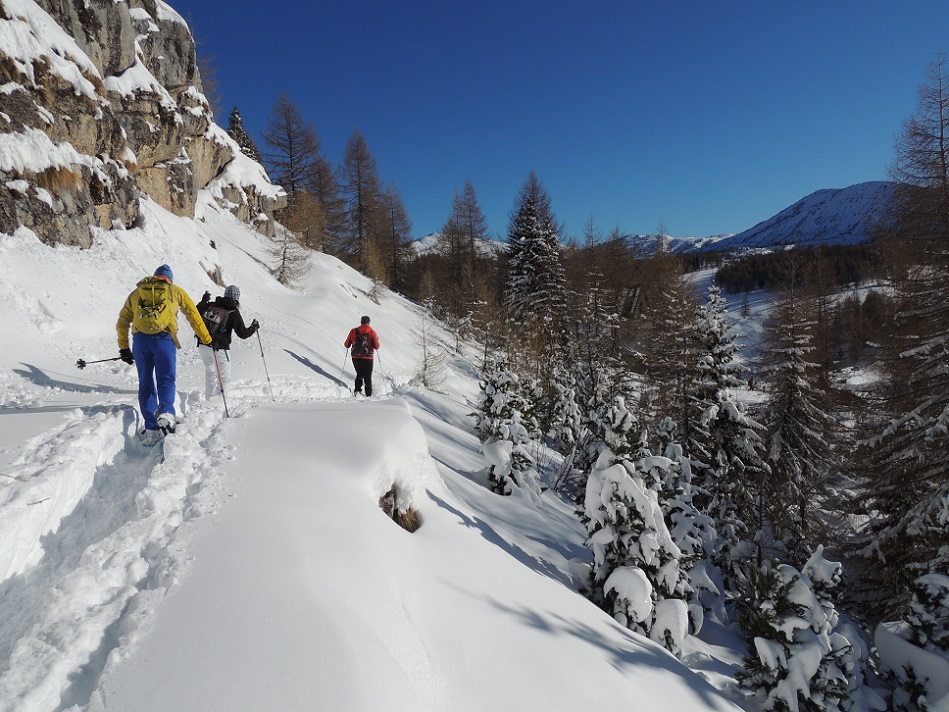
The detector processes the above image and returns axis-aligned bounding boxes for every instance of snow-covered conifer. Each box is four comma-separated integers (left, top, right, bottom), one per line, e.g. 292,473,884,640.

473,354,542,499
473,353,523,442
679,285,767,600
227,106,262,163
738,555,862,712
504,172,567,346
904,569,949,652
481,414,542,501
760,290,836,566
653,418,721,630
688,284,746,456
584,399,689,652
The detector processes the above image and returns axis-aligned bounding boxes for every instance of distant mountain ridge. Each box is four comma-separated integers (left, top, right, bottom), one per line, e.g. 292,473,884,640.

684,181,896,253
660,181,898,254
409,181,897,257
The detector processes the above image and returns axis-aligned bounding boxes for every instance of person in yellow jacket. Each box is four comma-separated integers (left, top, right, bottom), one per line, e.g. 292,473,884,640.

116,264,212,443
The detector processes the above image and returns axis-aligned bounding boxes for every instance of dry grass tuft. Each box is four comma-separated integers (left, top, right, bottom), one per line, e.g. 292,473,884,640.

33,165,80,192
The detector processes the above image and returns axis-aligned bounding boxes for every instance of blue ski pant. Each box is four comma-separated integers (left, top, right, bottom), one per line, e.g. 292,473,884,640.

132,332,177,429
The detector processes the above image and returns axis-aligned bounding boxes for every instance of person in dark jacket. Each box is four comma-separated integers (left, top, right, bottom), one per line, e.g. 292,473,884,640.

196,284,259,399
344,315,380,396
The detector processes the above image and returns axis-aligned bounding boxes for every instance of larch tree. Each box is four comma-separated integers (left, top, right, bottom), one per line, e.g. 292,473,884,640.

339,128,385,274
439,190,469,295
261,95,330,251
889,55,949,238
379,182,412,292
305,154,347,254
262,94,322,199
856,55,949,621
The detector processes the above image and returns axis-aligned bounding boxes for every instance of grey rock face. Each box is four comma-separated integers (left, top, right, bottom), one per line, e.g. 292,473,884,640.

1,0,280,245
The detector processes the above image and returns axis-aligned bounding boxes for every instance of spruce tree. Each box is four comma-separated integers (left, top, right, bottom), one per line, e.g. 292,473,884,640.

686,288,768,599
653,418,721,630
504,171,567,345
584,398,690,653
760,288,836,567
858,239,949,617
473,354,542,499
688,284,746,458
737,556,859,712
227,106,262,163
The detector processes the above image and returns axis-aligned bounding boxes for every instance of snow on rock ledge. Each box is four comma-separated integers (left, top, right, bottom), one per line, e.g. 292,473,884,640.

0,0,284,244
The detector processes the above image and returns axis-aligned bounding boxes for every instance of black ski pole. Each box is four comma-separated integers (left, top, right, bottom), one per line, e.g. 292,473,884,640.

212,349,230,418
256,330,274,401
76,357,123,369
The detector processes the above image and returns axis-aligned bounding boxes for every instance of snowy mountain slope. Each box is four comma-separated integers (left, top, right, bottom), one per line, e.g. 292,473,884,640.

621,181,897,255
0,194,748,711
700,181,897,252
408,231,507,257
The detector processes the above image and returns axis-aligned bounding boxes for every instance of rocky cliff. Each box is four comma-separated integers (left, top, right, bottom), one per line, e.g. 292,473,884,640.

0,0,284,247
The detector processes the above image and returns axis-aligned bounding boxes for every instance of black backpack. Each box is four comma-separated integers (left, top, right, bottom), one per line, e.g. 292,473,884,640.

351,327,372,357
202,305,232,348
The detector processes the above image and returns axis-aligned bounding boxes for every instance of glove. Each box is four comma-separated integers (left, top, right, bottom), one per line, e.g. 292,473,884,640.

202,291,211,302
119,348,134,365
250,319,259,332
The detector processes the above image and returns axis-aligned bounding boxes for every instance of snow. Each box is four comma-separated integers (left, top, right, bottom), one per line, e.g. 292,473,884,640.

876,623,949,711
0,127,95,175
0,0,102,100
0,190,749,710
104,57,177,112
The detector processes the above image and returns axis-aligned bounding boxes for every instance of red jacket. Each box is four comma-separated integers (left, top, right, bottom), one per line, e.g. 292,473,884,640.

344,324,380,359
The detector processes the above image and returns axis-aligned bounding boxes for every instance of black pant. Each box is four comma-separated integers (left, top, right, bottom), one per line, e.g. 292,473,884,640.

353,358,374,396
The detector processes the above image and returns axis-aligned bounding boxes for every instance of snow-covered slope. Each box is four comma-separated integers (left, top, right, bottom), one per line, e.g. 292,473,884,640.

408,231,507,257
622,182,897,255
0,195,747,711
700,181,897,253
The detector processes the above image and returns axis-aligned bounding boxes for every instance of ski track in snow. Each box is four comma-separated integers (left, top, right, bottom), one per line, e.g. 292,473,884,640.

0,377,344,711
0,342,452,712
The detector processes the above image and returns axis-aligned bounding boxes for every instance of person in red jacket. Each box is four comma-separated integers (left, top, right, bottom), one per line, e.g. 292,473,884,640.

344,315,381,396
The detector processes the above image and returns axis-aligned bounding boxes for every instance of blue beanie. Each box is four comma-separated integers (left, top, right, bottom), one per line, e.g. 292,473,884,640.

154,264,173,282
224,285,240,302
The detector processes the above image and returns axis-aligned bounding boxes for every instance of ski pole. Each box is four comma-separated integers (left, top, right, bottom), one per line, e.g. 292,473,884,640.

256,330,274,401
212,348,230,418
374,352,387,396
76,357,122,369
341,348,350,378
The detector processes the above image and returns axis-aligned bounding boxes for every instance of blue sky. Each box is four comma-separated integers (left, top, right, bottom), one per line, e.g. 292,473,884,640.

171,0,949,241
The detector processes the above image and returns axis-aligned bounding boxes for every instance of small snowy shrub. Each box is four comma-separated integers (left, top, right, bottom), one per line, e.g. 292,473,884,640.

876,567,949,712
473,354,523,441
738,557,859,712
905,572,949,652
653,418,721,632
584,400,689,653
481,416,542,501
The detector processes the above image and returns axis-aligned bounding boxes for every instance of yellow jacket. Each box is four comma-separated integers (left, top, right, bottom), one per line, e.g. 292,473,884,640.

117,279,213,350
